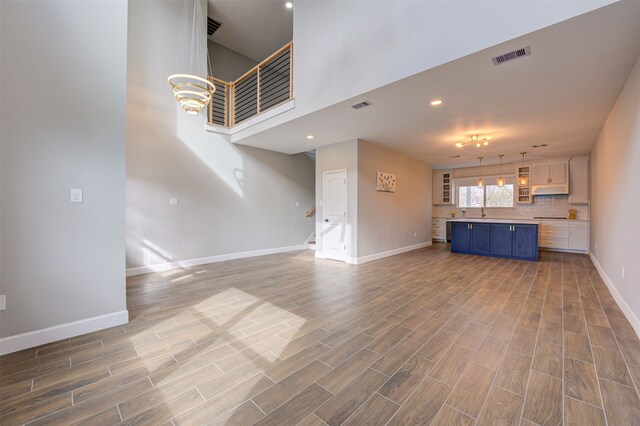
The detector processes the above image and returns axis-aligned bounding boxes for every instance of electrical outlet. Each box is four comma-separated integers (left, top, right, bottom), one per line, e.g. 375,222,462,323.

296,201,300,207
595,241,598,249
622,267,625,279
70,188,83,203
0,295,6,311
169,198,178,206
414,232,417,237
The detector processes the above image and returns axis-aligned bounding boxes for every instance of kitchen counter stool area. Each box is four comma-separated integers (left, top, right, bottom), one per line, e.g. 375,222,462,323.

449,220,539,262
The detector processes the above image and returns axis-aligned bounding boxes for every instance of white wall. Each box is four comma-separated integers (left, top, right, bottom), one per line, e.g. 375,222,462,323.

315,140,359,259
233,0,615,141
0,1,128,340
208,41,257,82
127,0,315,272
590,55,640,331
315,139,431,262
293,0,614,117
357,141,431,258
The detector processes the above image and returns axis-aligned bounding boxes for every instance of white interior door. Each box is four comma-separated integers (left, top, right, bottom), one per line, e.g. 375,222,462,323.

322,170,348,261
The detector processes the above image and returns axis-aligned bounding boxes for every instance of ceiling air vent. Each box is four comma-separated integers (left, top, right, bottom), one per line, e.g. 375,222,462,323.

351,100,373,110
491,46,531,65
207,17,223,36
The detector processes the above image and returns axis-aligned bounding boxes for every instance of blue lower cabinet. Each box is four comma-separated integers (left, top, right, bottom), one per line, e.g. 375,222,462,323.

512,224,539,261
450,221,538,262
451,222,471,253
490,224,513,257
470,223,491,255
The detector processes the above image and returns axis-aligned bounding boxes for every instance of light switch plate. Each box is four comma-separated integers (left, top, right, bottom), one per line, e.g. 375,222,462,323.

169,198,178,205
0,295,6,311
70,188,83,203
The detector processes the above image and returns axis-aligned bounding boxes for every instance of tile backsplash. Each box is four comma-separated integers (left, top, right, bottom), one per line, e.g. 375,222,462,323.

433,195,589,220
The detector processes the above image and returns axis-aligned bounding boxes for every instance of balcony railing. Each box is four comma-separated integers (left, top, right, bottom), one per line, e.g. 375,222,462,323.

208,42,292,128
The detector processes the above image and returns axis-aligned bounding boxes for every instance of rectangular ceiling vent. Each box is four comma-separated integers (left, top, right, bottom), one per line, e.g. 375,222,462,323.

491,46,531,65
351,100,373,110
207,17,223,36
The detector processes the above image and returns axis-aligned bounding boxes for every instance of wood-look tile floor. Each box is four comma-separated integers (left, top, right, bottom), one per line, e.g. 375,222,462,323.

2,244,640,425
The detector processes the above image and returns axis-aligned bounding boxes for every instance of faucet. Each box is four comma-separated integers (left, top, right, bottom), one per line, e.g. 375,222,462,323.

481,207,487,218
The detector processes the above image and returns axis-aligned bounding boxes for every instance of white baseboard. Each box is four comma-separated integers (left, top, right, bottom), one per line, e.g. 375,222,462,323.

127,244,308,277
589,251,640,339
0,310,129,356
341,242,431,265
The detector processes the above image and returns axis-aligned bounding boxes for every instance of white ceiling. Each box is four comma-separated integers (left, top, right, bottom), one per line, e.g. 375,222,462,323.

234,1,640,168
207,0,293,62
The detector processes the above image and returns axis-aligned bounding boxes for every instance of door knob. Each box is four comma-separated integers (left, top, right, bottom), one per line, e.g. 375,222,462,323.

324,219,329,222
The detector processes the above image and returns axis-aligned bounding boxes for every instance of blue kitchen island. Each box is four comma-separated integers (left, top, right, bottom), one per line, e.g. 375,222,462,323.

448,219,539,262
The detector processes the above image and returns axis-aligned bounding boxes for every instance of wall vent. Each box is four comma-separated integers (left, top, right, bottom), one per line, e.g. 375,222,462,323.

207,17,223,36
532,143,548,148
351,100,373,110
491,46,531,65
351,101,373,109
449,155,461,158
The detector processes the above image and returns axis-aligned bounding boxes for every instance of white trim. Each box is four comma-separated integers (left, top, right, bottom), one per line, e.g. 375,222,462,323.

589,251,640,339
348,242,432,265
0,310,129,355
540,247,588,254
126,244,308,277
321,168,349,262
205,99,296,136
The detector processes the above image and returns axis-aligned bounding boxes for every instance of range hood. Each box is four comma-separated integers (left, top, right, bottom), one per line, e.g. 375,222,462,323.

532,184,569,196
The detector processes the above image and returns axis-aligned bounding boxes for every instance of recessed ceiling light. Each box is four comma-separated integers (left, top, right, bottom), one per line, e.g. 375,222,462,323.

430,100,443,106
306,135,314,139
285,1,293,9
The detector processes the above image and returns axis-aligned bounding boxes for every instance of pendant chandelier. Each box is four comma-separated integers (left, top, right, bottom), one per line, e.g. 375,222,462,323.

168,0,215,115
496,154,506,187
456,135,490,149
477,156,485,188
519,152,529,186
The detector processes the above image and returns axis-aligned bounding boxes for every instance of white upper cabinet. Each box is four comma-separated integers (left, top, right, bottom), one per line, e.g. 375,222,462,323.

550,163,567,185
532,162,567,186
531,161,569,195
569,156,589,204
432,171,443,204
432,170,453,205
531,164,547,186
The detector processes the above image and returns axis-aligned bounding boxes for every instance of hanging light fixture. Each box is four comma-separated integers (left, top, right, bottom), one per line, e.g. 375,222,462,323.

477,156,485,187
456,135,490,149
168,0,215,115
496,154,506,187
518,152,529,186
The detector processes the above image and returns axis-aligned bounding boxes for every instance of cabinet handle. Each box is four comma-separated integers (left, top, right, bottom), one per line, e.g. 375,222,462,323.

470,224,473,230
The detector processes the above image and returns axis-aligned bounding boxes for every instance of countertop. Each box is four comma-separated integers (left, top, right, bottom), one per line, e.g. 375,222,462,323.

434,217,590,223
445,218,541,225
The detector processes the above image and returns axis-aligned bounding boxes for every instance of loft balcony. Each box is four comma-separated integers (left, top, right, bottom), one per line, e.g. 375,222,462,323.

206,42,293,132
